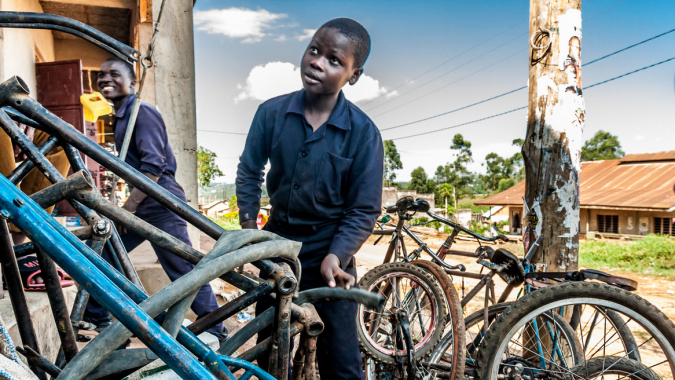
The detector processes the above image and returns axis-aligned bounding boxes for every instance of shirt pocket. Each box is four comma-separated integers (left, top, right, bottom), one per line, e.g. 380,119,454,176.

315,152,353,206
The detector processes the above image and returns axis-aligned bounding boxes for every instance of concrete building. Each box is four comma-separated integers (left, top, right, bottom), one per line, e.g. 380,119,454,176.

382,186,436,210
475,151,675,238
0,0,200,246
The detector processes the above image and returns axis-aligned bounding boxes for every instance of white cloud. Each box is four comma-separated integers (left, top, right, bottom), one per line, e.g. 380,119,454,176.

295,29,317,41
634,134,645,140
193,8,286,43
235,62,301,103
274,35,287,42
235,61,394,104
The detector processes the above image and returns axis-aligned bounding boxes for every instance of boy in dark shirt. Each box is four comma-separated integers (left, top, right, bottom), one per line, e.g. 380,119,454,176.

236,18,383,379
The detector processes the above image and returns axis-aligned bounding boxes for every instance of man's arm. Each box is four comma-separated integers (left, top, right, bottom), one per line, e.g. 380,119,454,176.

321,130,384,288
236,107,268,229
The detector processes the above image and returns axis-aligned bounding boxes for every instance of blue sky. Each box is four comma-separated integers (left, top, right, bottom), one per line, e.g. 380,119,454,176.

193,0,675,183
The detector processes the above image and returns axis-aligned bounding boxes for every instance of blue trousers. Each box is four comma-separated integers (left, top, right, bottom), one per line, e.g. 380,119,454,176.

84,215,223,333
256,224,365,380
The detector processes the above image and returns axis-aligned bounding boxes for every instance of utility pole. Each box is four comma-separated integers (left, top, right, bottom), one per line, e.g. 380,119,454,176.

523,0,584,272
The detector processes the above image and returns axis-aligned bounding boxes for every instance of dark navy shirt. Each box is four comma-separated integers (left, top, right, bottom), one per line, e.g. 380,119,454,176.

114,95,187,220
236,90,384,271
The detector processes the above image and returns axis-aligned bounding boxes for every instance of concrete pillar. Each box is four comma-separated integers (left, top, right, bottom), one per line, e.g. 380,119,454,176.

141,0,200,249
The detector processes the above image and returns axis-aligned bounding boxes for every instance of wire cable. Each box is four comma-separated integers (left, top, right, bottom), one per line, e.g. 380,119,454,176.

369,0,633,116
358,20,525,109
389,55,675,141
381,27,675,131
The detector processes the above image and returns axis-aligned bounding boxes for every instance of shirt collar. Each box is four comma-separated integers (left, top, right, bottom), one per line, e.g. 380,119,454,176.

114,94,136,119
286,90,351,131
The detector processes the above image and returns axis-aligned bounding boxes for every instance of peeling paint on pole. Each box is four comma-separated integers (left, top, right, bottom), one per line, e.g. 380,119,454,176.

523,0,583,271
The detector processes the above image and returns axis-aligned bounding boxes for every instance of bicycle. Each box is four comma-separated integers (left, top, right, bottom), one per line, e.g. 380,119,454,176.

362,196,646,379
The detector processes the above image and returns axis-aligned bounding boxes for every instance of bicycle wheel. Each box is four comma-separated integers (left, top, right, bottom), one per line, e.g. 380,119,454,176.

570,305,641,362
426,303,581,379
357,262,449,364
411,260,465,380
475,282,675,380
569,356,661,380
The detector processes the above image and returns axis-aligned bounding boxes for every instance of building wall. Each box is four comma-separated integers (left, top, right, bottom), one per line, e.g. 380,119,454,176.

54,39,113,70
586,208,675,235
0,0,55,95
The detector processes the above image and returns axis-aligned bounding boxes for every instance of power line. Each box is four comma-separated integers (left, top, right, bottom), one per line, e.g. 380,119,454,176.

381,27,674,131
585,27,675,65
389,55,675,141
380,86,527,131
369,0,632,117
585,55,675,89
372,48,526,118
198,129,247,136
358,20,525,109
364,31,527,113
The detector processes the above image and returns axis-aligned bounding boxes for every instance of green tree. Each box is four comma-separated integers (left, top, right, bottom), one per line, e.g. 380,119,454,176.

581,130,625,161
511,138,525,182
383,140,403,186
197,146,224,188
408,167,433,193
433,134,475,210
497,178,516,192
435,183,455,215
229,194,237,209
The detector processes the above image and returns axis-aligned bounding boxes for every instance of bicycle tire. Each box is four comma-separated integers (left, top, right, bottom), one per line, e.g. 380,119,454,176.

357,262,449,364
411,260,465,380
475,282,675,380
569,356,661,380
428,303,582,378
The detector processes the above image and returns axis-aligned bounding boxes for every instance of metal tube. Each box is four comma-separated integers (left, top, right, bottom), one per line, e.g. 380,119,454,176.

1,80,222,237
15,346,61,378
0,23,133,62
0,109,99,225
0,175,218,380
35,249,79,361
29,170,93,208
0,12,140,58
7,136,59,184
188,282,272,336
0,219,47,380
13,226,91,259
61,142,146,292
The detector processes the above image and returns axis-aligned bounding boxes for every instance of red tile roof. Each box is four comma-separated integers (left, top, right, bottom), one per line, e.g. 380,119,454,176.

475,152,675,210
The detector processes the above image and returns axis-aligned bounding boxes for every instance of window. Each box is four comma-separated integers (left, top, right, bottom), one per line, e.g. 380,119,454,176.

654,217,674,236
597,215,619,234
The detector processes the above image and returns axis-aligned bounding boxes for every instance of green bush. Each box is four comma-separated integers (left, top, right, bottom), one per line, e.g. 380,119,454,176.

469,220,490,236
210,215,241,231
580,234,675,277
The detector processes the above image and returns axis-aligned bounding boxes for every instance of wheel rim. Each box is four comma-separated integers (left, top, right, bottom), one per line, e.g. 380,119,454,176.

489,298,675,380
359,271,439,356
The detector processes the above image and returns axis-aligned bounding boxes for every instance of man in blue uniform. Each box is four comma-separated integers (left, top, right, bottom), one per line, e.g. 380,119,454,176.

237,18,383,379
84,58,225,339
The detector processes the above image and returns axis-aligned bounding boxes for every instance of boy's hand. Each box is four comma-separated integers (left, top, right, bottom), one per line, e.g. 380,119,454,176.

320,254,355,290
240,220,258,230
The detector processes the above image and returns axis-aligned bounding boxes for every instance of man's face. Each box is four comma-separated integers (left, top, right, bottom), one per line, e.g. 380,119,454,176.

97,61,134,101
300,27,361,95
569,38,581,61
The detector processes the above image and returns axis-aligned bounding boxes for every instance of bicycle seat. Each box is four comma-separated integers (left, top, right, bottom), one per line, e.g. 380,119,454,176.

491,248,527,286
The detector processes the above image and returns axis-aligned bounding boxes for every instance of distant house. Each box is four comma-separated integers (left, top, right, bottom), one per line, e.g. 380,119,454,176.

475,151,675,237
203,200,230,218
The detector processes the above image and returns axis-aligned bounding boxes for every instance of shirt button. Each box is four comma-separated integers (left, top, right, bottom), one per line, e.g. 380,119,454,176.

293,183,300,189
301,150,308,157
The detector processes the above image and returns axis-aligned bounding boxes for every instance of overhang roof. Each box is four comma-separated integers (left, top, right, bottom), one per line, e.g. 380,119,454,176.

475,151,675,211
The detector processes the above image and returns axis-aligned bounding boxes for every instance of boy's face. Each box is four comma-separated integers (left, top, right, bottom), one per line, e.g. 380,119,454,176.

97,61,135,101
301,27,362,96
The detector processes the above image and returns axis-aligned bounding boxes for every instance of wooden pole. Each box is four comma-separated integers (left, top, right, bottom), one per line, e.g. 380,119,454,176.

523,0,584,272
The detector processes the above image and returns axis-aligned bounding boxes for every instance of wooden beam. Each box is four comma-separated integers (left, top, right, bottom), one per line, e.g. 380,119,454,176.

39,0,136,9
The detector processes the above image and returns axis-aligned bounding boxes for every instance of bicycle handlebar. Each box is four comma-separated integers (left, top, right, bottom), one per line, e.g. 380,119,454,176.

426,211,509,242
